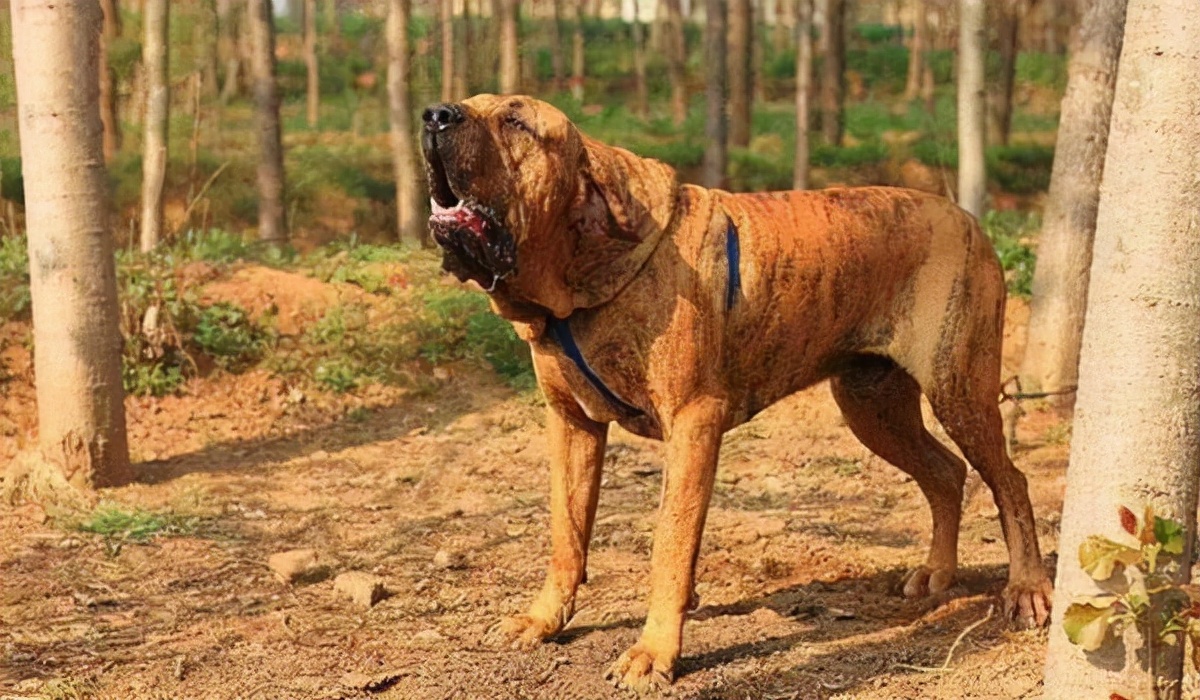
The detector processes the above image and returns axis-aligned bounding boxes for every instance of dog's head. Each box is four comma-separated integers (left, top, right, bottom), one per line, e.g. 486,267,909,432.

421,94,678,318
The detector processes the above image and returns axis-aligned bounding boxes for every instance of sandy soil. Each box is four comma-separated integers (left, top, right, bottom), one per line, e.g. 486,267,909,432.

0,268,1074,700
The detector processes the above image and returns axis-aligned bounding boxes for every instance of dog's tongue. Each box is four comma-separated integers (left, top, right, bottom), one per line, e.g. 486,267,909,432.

430,199,487,237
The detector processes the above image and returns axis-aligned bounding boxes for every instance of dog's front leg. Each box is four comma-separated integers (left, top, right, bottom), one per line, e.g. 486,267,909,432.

606,397,726,693
495,405,607,648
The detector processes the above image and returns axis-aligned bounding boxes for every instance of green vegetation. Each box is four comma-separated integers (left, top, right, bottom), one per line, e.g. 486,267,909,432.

981,210,1039,298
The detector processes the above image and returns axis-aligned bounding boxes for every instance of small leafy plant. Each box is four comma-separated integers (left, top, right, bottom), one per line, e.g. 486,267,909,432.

1063,506,1199,681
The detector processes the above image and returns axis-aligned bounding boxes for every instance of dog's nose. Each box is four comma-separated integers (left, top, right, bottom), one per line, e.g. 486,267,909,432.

423,103,464,132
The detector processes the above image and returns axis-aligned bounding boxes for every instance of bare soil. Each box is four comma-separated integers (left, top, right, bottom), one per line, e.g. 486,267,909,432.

0,267,1071,700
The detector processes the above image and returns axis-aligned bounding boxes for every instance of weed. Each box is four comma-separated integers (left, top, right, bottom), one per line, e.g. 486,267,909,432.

981,210,1039,297
38,677,100,700
0,232,30,319
191,302,273,371
76,502,198,556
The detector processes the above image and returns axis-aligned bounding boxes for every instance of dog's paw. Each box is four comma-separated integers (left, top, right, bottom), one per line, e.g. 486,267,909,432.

1002,575,1053,628
604,643,675,694
486,614,560,650
902,565,956,598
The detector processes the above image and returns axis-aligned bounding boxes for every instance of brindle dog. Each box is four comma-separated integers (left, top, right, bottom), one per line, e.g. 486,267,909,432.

420,94,1052,693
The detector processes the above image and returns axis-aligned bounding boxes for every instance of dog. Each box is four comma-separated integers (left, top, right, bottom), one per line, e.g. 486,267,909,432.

420,94,1052,692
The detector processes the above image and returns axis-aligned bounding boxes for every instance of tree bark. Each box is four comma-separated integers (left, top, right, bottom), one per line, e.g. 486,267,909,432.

98,0,121,163
703,0,727,188
387,0,424,247
499,0,519,93
956,0,986,217
248,0,287,243
456,0,472,97
305,0,319,127
139,0,168,252
819,0,844,145
727,0,752,147
989,0,1020,146
903,0,925,101
570,0,585,101
632,0,649,117
1019,0,1126,402
792,0,812,189
218,0,244,105
440,0,455,101
1042,3,1200,697
664,0,687,124
8,0,131,491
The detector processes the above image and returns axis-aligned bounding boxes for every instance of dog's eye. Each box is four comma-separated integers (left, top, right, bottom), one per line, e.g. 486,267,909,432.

504,114,536,137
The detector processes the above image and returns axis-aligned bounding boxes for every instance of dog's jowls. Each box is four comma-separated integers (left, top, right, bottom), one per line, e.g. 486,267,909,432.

420,94,1053,693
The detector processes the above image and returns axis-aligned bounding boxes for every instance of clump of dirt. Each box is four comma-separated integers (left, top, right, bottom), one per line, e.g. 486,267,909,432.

200,264,374,336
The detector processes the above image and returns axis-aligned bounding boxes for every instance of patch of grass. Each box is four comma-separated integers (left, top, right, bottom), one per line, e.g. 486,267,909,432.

811,141,889,168
981,209,1039,298
0,232,30,320
191,302,273,371
1016,51,1068,91
987,143,1055,194
77,502,197,543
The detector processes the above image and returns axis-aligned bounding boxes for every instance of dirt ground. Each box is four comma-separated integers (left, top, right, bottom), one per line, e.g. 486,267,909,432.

0,267,1074,700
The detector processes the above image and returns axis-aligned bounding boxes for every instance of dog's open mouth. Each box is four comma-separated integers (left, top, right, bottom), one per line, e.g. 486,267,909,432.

424,141,517,291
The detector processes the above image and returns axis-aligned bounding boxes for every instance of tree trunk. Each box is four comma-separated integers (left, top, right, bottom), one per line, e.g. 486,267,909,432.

792,0,812,189
703,0,727,188
728,0,752,147
549,0,565,92
218,0,245,105
570,0,585,101
440,0,454,101
819,0,844,145
8,0,131,492
903,0,925,101
751,0,765,103
772,0,792,51
956,0,986,217
139,0,168,252
664,0,687,124
1042,2,1200,697
1018,0,1125,402
324,0,338,42
387,0,424,247
305,0,319,127
248,0,287,243
499,0,519,93
989,0,1019,146
631,0,649,117
456,0,472,97
99,0,121,163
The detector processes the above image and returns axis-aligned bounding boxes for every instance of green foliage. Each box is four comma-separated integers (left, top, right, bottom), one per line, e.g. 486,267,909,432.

1,156,23,203
0,233,30,320
177,228,258,264
1063,506,1200,661
411,288,534,390
729,149,794,192
313,357,361,393
846,45,909,93
810,141,889,168
77,502,196,544
192,303,272,371
1016,52,1068,91
854,23,904,45
981,210,1038,298
987,143,1055,194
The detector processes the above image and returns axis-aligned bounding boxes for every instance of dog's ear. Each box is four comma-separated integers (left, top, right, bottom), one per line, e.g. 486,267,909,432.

566,137,679,309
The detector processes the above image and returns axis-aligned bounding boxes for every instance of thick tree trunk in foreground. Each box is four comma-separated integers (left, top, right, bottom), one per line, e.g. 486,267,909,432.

499,0,519,93
305,0,319,127
728,0,752,147
440,0,455,101
664,0,687,124
819,0,844,145
792,0,812,189
956,0,986,217
8,0,131,492
1019,0,1126,402
903,0,925,101
140,0,168,252
989,0,1020,146
387,0,424,247
99,0,121,162
632,0,649,117
248,0,287,243
703,0,727,188
1042,3,1200,697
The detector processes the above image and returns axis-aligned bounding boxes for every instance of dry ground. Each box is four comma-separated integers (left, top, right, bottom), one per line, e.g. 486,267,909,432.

0,269,1073,700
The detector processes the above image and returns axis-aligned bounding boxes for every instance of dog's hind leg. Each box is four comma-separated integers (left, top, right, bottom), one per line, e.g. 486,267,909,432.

830,356,967,598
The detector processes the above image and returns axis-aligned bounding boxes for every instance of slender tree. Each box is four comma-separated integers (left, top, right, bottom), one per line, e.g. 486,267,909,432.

631,0,649,117
7,0,131,493
570,0,585,101
664,0,687,124
99,0,122,162
499,0,519,93
455,0,471,97
728,0,752,147
772,0,792,51
440,0,454,101
792,0,812,189
387,0,423,246
218,0,246,105
703,0,728,188
1042,2,1200,696
819,0,845,145
956,0,986,217
248,0,287,242
140,0,168,251
989,0,1021,146
549,0,565,92
305,0,319,127
903,0,926,101
1020,0,1127,402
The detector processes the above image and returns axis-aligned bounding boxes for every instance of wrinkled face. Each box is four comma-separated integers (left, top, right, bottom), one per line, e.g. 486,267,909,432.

421,95,584,292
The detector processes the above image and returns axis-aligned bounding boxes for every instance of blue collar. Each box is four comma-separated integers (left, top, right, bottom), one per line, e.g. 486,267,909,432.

545,316,642,416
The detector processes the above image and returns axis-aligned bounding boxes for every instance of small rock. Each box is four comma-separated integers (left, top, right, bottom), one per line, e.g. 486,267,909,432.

58,537,83,549
753,517,787,539
433,549,467,570
333,571,387,608
411,628,444,645
287,388,307,405
433,367,451,381
310,449,330,461
268,549,325,585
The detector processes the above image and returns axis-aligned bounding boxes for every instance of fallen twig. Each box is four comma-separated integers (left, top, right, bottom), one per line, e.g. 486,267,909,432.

893,604,995,673
175,160,231,235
